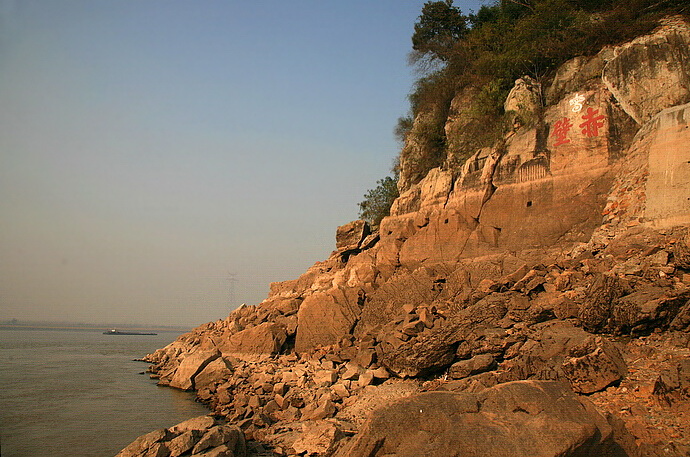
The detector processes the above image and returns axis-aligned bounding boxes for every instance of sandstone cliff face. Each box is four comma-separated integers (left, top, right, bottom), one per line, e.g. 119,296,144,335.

131,19,690,457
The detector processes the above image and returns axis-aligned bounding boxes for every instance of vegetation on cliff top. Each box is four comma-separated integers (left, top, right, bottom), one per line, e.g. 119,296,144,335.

358,0,687,226
401,0,689,179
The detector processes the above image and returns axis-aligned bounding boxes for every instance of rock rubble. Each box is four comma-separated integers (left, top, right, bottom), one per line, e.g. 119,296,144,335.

118,18,690,457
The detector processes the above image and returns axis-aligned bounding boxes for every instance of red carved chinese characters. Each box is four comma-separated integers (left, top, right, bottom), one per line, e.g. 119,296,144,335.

551,117,572,146
551,107,607,147
579,107,605,138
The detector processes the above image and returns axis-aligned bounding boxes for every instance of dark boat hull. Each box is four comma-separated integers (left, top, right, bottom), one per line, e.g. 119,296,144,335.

103,330,157,335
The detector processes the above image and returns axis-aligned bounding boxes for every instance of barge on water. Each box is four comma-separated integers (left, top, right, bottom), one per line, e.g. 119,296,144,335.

103,329,157,335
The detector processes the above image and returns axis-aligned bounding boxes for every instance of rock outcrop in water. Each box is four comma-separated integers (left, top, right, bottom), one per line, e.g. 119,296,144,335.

119,17,690,457
115,416,247,457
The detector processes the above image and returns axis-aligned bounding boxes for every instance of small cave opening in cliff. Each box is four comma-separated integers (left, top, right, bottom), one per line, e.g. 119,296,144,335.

526,201,533,207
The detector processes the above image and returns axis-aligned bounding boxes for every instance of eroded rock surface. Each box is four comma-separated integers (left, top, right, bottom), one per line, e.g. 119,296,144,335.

120,18,690,457
335,381,625,457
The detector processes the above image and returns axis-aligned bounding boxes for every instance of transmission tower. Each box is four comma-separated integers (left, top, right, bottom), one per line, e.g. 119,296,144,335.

227,272,238,306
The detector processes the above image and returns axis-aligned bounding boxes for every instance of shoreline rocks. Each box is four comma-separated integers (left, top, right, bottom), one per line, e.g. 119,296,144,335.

115,416,247,457
118,18,690,457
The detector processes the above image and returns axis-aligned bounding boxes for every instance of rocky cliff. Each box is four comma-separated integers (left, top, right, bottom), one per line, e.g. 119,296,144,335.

122,18,690,457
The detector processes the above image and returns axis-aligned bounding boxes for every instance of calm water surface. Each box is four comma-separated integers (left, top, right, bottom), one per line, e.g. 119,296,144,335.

0,328,209,457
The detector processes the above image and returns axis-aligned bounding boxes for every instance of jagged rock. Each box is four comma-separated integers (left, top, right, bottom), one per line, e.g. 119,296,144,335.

295,287,361,353
602,20,690,124
169,350,220,391
144,443,169,457
578,274,626,333
653,359,690,399
670,300,690,331
167,431,197,457
612,287,689,335
358,370,375,388
115,429,170,457
334,380,622,457
503,320,626,394
336,220,369,252
561,336,628,394
354,346,376,367
219,322,287,355
376,322,460,377
116,416,246,457
199,445,233,457
448,354,497,380
672,229,690,269
135,20,690,456
359,232,379,251
358,267,442,331
370,366,389,380
313,370,337,386
193,357,232,391
303,397,337,421
292,421,344,456
170,416,216,434
269,297,301,316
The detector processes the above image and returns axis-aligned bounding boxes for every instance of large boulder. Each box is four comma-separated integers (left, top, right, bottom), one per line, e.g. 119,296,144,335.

376,322,460,377
115,429,170,457
336,220,370,252
295,287,361,353
335,380,626,457
219,322,287,355
578,274,626,333
504,320,627,393
193,357,233,391
168,349,220,391
612,287,689,335
561,335,628,394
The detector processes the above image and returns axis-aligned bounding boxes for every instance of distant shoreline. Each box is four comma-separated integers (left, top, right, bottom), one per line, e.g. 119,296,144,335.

0,323,190,333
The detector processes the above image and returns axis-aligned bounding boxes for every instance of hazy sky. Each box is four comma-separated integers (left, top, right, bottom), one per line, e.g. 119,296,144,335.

0,0,490,327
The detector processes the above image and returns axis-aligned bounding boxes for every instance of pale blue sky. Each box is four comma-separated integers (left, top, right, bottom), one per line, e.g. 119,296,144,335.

0,0,489,326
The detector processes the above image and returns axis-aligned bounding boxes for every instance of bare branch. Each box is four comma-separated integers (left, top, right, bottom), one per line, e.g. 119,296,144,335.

505,0,535,12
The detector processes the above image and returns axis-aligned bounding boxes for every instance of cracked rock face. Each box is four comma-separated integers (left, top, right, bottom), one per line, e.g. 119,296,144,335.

125,18,690,457
334,380,622,457
602,20,690,125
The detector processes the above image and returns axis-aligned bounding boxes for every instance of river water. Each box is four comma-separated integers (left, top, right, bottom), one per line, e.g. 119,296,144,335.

0,327,209,457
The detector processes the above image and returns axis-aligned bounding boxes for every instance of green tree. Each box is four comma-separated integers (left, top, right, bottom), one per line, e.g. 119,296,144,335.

358,176,399,228
412,0,468,61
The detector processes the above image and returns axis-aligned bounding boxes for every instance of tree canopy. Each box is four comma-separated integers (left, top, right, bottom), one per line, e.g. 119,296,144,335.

412,0,468,61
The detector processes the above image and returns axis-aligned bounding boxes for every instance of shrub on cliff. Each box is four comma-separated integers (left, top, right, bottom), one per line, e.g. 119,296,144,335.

399,0,686,181
358,176,399,228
